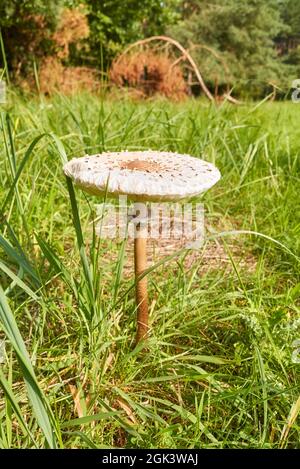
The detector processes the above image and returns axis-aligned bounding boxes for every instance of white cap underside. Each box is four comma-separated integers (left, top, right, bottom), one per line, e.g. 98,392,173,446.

63,151,221,201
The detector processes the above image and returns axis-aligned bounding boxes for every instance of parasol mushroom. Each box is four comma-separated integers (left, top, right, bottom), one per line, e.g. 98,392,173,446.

63,150,220,345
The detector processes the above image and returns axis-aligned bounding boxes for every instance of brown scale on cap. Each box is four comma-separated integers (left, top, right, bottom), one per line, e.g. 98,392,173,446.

119,159,163,173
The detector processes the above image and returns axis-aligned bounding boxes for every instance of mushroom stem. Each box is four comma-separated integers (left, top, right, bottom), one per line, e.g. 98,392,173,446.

134,229,149,344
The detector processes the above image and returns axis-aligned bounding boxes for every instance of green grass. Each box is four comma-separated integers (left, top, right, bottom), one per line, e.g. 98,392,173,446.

0,91,300,448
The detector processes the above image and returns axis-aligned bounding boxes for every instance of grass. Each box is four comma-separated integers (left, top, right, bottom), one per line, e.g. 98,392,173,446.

0,91,300,448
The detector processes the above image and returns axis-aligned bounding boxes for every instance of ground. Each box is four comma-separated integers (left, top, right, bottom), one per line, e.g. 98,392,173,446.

0,93,300,448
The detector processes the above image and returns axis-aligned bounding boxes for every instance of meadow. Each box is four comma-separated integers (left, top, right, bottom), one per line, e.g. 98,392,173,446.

0,92,300,448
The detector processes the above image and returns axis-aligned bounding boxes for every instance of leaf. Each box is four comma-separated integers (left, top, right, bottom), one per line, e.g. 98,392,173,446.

69,384,84,419
0,233,40,287
0,286,57,448
0,259,39,301
61,411,121,428
280,395,300,447
0,368,36,445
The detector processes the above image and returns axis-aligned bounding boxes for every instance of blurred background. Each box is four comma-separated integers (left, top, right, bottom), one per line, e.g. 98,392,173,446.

0,0,299,100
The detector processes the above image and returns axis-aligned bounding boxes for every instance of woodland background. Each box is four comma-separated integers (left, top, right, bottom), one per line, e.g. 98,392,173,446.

1,0,300,99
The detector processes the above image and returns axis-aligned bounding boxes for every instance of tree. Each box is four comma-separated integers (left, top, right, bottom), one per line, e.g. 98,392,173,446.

0,0,298,97
168,0,287,97
0,0,64,73
278,0,300,40
276,0,300,79
85,0,180,68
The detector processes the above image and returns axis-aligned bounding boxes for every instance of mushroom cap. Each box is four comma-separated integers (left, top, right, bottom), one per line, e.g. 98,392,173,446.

63,151,221,202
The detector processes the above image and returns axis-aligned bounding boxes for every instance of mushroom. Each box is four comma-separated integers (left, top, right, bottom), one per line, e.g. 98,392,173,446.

63,150,221,345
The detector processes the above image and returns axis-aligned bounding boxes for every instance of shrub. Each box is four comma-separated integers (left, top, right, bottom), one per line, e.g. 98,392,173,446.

110,51,187,100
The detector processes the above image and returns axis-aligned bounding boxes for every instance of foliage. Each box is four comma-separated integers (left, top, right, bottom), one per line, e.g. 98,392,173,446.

53,7,90,61
168,0,289,97
0,0,64,73
277,0,300,77
85,0,180,67
279,0,300,39
110,51,187,100
0,0,300,97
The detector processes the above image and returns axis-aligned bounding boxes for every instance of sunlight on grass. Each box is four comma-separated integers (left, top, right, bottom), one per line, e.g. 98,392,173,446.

0,93,300,448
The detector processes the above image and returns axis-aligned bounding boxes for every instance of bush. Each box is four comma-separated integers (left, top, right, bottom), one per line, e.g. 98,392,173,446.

0,0,64,74
110,51,187,100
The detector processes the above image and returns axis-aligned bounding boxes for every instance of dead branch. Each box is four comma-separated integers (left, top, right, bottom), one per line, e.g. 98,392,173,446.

113,35,214,102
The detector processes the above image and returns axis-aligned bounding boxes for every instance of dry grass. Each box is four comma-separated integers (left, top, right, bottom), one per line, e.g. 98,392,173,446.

96,215,257,279
17,8,95,95
53,8,89,60
38,57,100,95
110,51,188,100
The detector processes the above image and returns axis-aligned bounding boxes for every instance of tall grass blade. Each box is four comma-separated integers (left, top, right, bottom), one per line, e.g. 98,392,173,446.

0,286,58,448
0,368,36,446
0,29,10,85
